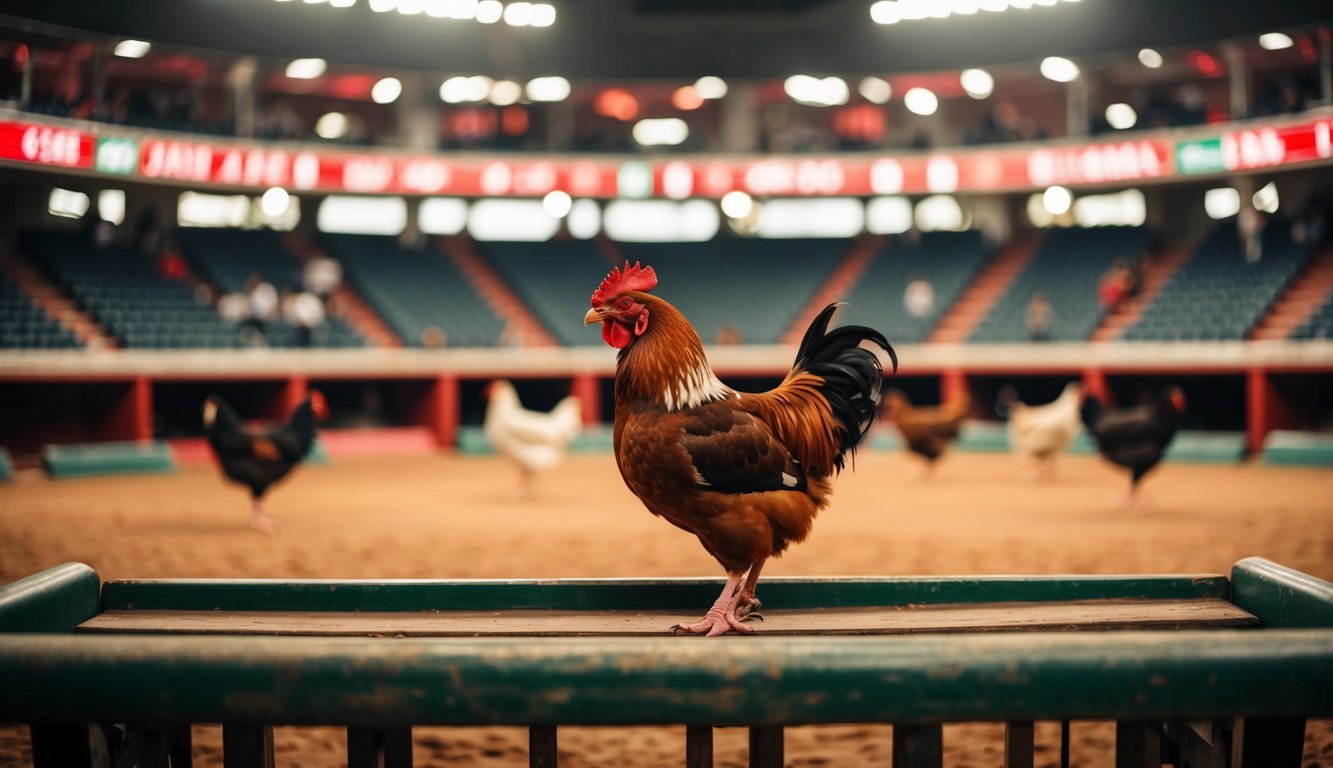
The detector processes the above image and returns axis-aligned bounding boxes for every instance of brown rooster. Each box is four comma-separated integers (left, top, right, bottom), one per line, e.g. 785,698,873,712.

885,389,971,481
585,262,895,636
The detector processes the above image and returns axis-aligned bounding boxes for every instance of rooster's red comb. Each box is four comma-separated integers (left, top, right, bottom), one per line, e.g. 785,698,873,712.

591,261,657,306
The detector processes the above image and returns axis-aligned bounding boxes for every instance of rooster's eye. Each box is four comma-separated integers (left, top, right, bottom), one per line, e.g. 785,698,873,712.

618,297,632,309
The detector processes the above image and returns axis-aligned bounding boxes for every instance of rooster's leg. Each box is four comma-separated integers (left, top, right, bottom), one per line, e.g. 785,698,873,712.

250,498,281,534
670,572,754,637
735,560,766,621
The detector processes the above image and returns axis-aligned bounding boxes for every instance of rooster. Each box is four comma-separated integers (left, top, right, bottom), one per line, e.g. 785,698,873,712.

203,391,329,533
884,389,970,481
483,379,584,499
1081,387,1185,509
585,262,895,637
1007,381,1084,483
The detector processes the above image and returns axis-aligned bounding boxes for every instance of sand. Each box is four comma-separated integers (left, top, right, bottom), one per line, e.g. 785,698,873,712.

1,450,1331,766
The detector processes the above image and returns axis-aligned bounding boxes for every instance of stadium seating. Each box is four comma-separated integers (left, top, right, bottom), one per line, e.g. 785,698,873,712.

612,238,849,345
1290,289,1333,340
176,228,365,348
22,230,242,349
0,271,82,350
320,234,506,348
477,240,614,347
1122,223,1312,342
838,231,990,343
969,226,1152,343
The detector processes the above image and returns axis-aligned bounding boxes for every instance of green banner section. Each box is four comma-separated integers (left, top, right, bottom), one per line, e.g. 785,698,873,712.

1175,138,1226,175
95,137,140,175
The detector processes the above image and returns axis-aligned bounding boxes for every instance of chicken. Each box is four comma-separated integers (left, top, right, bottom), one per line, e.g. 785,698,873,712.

1007,382,1084,483
203,391,329,533
585,262,895,637
1080,387,1185,509
483,379,584,499
884,389,971,481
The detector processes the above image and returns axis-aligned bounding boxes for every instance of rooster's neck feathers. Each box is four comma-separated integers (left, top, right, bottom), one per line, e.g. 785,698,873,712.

616,298,732,412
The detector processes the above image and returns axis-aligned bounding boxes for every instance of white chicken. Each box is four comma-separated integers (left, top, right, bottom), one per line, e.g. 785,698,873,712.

483,380,584,499
1007,381,1084,483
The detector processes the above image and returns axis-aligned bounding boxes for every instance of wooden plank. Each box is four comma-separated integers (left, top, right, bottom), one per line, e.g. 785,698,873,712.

76,599,1260,637
223,724,274,768
893,723,942,768
1003,720,1033,768
748,726,783,768
686,726,713,768
1114,720,1160,768
529,725,557,768
99,573,1233,613
1235,717,1305,767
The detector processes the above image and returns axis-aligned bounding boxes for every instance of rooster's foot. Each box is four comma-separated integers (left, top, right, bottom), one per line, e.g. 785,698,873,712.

670,608,755,637
735,596,763,621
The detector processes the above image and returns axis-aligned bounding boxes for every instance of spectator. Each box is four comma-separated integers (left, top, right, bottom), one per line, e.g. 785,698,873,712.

716,324,743,345
302,253,343,303
420,325,448,349
903,272,935,320
245,274,279,343
1027,293,1053,342
157,237,187,281
1238,207,1266,263
1098,260,1131,312
285,289,326,348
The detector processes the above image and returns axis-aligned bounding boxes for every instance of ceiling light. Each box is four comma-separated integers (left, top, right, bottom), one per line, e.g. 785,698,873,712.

1204,187,1240,220
397,0,425,13
525,76,570,102
1253,182,1279,214
542,190,573,218
475,0,503,22
529,3,556,26
869,0,901,23
785,75,849,107
1258,32,1294,51
113,39,151,58
286,58,327,79
315,112,349,139
960,68,993,99
1105,102,1137,130
1138,48,1163,68
329,0,357,7
859,76,892,104
903,87,938,116
504,1,533,25
368,0,396,10
489,80,523,106
1040,56,1079,82
978,0,1008,10
695,76,727,100
720,191,754,219
1042,185,1072,215
949,0,979,13
632,118,689,146
260,187,291,217
371,77,403,104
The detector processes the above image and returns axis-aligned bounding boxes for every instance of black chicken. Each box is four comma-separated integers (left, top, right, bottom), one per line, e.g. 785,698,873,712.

1080,387,1185,508
203,391,329,532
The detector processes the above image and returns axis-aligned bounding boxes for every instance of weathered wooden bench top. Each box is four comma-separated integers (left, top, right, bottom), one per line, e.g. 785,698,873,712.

78,598,1257,636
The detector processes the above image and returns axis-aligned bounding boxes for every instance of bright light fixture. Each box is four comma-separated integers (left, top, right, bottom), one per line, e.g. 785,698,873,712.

529,3,556,26
542,190,573,218
960,68,993,99
113,40,151,58
286,58,327,79
261,187,292,217
695,76,728,100
525,76,570,102
329,0,356,7
1253,182,1279,214
720,191,754,219
489,80,522,106
48,188,90,220
503,1,533,25
903,87,938,116
869,0,901,23
632,118,689,146
949,0,979,14
784,75,849,107
1204,187,1240,220
1105,102,1137,130
475,0,503,22
1138,48,1163,68
440,75,492,103
397,0,425,13
371,77,403,104
859,76,892,104
1259,32,1294,51
1042,185,1072,215
368,0,396,10
315,112,349,139
1040,56,1079,82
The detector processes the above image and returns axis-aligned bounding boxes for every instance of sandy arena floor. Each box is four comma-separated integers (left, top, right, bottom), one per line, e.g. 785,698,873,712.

1,449,1331,767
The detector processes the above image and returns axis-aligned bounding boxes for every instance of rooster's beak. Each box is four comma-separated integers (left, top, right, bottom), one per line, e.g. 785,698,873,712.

584,308,603,326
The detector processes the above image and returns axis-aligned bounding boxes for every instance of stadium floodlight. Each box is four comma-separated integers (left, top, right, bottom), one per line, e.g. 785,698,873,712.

632,118,690,147
260,187,291,217
315,112,349,139
869,1,900,24
529,3,556,26
1258,32,1294,51
476,0,503,22
859,76,891,104
113,40,151,58
695,76,728,100
1138,48,1163,68
371,77,403,104
329,0,357,7
286,58,327,79
949,0,979,14
489,80,523,106
504,2,533,25
542,190,573,218
960,68,993,99
1204,188,1240,220
1042,185,1072,215
978,0,1008,11
1253,182,1279,214
526,76,571,102
720,191,754,220
368,0,397,12
1040,56,1079,82
903,87,938,116
785,75,849,107
1105,103,1137,130
397,0,425,14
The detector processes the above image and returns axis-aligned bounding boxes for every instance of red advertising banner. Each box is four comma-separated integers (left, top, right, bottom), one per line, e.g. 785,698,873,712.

0,120,95,170
1221,118,1333,171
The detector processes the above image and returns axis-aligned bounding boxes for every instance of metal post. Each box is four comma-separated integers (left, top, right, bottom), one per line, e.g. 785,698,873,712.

893,723,943,768
748,726,783,768
686,726,713,768
1004,720,1034,768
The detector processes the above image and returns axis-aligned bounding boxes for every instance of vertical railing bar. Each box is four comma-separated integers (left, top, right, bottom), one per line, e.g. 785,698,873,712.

529,725,557,768
686,725,714,768
1004,720,1035,768
222,723,275,768
748,725,784,768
